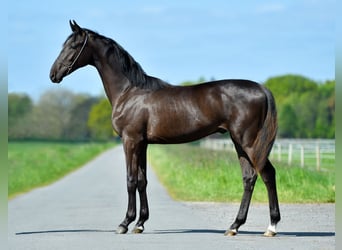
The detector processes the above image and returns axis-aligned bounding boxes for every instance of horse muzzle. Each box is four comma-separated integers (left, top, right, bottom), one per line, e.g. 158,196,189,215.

49,63,66,83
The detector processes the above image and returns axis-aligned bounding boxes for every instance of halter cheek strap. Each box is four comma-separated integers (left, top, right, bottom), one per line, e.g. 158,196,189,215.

66,34,88,74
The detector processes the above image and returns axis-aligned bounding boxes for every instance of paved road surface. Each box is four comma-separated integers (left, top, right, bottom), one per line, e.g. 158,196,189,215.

8,146,335,250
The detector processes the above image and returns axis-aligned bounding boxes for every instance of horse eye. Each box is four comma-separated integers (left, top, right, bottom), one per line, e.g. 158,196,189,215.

71,42,77,49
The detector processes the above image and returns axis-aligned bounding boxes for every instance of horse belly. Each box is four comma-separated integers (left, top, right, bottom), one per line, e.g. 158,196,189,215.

146,110,223,144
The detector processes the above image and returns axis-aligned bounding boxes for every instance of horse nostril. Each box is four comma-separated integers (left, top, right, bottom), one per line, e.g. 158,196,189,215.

50,71,59,83
50,72,55,81
50,71,62,83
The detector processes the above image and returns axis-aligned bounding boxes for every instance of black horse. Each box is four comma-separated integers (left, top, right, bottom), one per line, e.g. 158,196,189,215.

50,20,280,236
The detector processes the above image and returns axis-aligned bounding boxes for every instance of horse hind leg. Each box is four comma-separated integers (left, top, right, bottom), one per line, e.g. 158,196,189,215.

225,142,257,236
260,159,281,237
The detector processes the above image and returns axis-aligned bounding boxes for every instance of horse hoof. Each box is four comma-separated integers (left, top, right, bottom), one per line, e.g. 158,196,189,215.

132,225,144,234
116,225,128,234
264,224,277,237
224,229,237,236
264,229,277,237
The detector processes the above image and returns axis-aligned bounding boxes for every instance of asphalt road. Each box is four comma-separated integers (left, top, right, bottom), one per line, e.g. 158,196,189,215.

8,146,335,250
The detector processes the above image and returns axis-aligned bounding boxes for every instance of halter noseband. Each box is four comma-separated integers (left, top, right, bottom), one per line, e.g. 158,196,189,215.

65,33,88,74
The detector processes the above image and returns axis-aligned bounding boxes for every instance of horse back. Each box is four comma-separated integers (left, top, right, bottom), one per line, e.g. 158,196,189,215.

144,79,267,144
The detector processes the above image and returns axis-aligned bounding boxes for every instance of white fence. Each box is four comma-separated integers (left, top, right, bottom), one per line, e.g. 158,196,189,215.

200,138,335,171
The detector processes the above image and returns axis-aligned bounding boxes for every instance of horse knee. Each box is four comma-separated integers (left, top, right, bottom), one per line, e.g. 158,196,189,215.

137,179,147,193
127,177,137,193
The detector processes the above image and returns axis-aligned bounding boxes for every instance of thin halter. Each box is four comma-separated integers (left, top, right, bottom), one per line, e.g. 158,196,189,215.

66,33,88,74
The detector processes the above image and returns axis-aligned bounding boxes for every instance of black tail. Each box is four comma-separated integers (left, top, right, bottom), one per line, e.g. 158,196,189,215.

251,85,278,172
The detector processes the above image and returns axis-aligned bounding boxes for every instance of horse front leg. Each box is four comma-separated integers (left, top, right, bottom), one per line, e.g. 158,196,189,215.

116,139,141,234
131,143,149,233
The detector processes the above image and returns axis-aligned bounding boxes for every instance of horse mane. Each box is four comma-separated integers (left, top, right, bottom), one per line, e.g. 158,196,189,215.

84,29,171,90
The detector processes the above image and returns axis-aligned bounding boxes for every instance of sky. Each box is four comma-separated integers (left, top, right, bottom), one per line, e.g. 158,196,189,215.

8,0,335,101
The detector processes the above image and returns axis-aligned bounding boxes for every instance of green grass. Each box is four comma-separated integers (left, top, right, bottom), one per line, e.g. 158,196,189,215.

148,144,335,203
8,141,116,198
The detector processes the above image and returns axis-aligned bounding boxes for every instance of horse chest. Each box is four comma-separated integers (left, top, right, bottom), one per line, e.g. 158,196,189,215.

112,104,147,137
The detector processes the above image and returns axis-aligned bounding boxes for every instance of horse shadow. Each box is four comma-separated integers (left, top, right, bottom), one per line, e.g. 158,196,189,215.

16,229,335,237
150,229,335,237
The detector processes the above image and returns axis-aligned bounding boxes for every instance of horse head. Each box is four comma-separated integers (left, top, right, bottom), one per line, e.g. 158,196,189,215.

50,20,90,83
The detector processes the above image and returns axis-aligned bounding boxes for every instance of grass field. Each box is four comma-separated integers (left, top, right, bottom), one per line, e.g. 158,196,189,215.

8,141,116,198
148,144,335,203
9,141,335,203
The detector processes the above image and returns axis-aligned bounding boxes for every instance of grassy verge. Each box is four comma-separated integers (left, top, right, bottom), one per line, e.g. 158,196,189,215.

148,144,335,203
8,141,116,198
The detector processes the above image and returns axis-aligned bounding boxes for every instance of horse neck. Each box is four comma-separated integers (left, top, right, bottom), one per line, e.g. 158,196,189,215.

89,39,131,106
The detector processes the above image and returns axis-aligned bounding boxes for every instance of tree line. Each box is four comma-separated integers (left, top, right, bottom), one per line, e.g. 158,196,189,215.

264,75,334,138
8,74,335,141
9,90,113,141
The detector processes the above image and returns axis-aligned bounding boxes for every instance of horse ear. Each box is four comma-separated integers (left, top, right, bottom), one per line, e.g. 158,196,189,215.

69,20,82,33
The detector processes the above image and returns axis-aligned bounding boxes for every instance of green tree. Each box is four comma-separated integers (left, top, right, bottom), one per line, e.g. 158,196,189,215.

278,104,298,138
264,74,318,105
315,80,335,138
295,92,319,137
8,93,32,124
31,89,78,139
64,96,99,140
265,75,335,139
10,89,90,140
87,98,114,140
8,93,33,139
